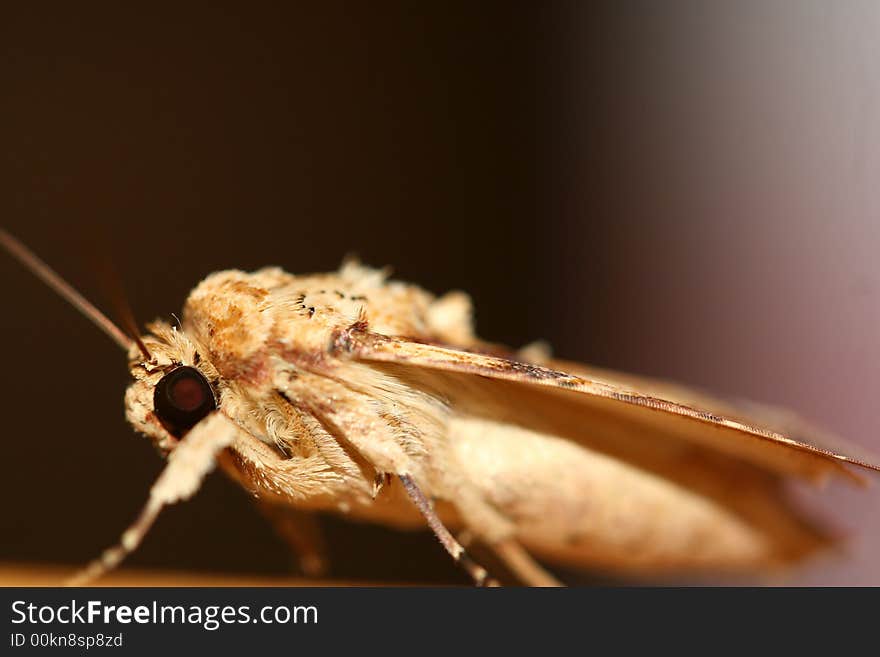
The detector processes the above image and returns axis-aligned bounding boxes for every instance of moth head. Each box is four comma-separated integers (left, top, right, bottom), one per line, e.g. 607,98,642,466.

125,321,222,453
0,230,224,455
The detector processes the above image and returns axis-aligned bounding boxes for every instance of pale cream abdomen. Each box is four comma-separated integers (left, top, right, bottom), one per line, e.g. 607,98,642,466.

448,416,813,574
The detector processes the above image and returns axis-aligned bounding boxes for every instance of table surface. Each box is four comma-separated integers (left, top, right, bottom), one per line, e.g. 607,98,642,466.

0,562,373,587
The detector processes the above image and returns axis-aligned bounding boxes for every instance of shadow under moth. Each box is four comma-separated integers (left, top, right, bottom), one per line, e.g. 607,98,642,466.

2,228,878,587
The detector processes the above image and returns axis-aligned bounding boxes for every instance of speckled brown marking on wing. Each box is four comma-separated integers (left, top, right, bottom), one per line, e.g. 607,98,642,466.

337,327,880,482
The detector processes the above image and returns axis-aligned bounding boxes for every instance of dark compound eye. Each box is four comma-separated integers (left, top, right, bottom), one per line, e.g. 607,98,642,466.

153,366,216,436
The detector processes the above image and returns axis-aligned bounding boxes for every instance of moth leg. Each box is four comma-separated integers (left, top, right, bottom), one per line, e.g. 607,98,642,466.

256,501,328,577
398,474,499,587
455,520,561,586
489,539,563,587
66,413,237,586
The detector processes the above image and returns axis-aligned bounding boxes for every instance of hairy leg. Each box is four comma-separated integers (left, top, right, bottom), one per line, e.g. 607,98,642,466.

67,413,237,586
399,474,499,587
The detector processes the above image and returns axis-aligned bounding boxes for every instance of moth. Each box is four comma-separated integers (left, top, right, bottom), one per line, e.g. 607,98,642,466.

2,229,878,587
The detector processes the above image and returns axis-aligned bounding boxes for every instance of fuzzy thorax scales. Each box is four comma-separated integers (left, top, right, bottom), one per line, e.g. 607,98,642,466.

183,262,474,382
124,261,476,515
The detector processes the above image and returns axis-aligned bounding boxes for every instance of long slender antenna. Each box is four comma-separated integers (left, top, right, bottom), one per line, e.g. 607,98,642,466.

0,228,134,352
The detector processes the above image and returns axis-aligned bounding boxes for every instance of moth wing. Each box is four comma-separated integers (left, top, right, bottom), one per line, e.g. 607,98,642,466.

338,329,880,484
535,355,880,477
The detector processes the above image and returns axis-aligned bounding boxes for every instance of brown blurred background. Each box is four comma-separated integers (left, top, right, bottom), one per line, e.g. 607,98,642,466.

1,2,878,585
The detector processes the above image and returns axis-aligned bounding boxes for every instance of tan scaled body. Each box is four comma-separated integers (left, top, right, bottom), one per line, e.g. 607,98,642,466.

2,228,878,586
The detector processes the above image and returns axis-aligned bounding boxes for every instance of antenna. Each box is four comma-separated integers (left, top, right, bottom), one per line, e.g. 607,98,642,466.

0,228,139,354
